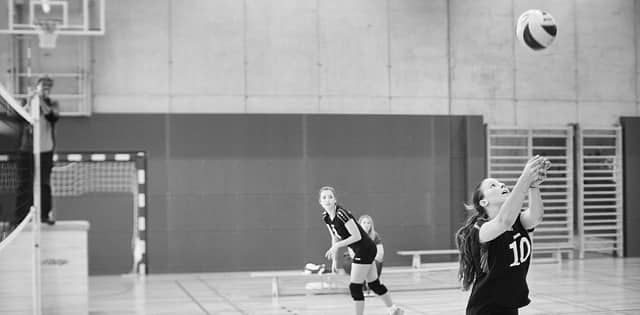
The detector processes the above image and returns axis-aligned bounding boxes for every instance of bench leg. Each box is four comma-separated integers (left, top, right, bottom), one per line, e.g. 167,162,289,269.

412,255,421,269
272,276,280,298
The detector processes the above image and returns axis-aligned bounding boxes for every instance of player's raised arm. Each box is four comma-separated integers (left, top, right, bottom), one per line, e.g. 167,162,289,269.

479,156,544,243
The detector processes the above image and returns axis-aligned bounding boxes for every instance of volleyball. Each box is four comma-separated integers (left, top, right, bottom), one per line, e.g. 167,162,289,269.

516,9,557,50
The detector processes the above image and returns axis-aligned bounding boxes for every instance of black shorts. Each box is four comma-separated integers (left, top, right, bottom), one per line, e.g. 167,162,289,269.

467,304,518,315
351,244,377,265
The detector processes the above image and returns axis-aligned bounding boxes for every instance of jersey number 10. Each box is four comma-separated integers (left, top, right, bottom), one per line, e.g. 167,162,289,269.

508,237,532,267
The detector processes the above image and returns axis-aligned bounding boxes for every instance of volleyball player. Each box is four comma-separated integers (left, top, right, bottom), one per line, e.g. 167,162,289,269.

455,155,550,315
345,215,385,294
319,186,403,315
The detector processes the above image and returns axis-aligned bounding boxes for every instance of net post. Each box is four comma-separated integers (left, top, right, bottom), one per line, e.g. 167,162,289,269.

135,152,148,275
31,94,43,315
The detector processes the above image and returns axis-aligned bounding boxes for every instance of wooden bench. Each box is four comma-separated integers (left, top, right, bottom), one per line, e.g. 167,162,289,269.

250,264,461,298
397,244,575,267
396,249,459,269
533,244,575,263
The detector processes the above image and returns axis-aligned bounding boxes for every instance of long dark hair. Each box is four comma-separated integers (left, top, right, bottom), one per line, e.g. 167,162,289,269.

455,182,489,291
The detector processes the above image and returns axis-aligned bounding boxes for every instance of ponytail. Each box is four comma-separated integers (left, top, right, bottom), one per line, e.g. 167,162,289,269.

455,184,489,291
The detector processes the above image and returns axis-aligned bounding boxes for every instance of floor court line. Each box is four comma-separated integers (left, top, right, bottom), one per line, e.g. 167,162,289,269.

81,257,640,315
198,276,250,315
176,280,211,315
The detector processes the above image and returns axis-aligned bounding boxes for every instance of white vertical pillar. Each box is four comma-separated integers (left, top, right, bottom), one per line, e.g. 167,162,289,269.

31,92,42,315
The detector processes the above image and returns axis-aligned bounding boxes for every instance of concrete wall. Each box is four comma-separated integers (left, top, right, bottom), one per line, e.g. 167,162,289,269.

85,0,640,125
1,0,638,121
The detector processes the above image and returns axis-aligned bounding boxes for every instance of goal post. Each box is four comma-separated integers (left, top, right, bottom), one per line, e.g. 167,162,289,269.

52,151,148,274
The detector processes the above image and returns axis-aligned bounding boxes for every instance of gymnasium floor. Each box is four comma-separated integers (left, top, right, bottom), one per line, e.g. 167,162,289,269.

87,257,640,315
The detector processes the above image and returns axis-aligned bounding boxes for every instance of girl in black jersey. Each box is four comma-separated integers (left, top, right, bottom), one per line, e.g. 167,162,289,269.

319,186,403,315
455,156,550,315
345,215,385,294
357,215,385,280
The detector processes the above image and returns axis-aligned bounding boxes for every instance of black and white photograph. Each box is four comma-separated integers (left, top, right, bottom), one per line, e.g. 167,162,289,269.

0,0,638,314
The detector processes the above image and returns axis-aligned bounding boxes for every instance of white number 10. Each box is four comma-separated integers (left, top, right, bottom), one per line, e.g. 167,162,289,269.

509,237,532,267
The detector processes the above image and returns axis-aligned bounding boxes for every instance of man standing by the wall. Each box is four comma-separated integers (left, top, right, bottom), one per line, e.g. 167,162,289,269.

14,76,59,226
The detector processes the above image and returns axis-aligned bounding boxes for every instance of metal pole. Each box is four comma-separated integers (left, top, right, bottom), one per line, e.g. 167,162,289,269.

566,126,575,258
576,126,585,259
615,127,624,257
32,93,42,315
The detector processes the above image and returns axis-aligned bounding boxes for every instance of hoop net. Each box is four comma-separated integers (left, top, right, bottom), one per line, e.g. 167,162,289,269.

34,19,61,49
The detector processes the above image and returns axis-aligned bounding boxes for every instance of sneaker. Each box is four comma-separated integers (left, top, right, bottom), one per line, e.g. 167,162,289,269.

389,306,404,315
42,218,55,225
304,263,322,273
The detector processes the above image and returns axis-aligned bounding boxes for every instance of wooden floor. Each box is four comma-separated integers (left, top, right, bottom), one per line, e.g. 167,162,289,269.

83,257,640,315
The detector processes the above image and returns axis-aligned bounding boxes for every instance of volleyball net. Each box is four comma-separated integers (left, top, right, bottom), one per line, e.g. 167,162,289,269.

0,82,40,314
0,83,35,246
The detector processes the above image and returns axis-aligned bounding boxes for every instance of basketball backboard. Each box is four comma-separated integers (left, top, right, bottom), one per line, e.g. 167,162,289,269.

0,0,103,115
0,0,104,36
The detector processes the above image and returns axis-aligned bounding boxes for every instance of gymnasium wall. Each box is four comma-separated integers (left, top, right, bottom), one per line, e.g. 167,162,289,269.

55,114,485,273
85,0,638,125
621,117,640,257
56,195,134,274
1,0,639,274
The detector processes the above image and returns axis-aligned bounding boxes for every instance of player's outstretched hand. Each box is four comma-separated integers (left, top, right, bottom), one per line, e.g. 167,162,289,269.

521,155,545,187
325,245,338,261
531,157,552,188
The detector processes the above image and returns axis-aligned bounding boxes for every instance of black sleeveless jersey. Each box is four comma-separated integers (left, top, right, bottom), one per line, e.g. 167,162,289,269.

467,216,534,310
322,206,375,254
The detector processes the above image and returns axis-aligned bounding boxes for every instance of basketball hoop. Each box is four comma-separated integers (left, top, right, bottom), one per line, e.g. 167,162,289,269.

34,18,61,49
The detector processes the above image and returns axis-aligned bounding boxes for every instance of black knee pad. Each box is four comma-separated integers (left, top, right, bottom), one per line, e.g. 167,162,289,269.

367,279,388,296
349,283,365,301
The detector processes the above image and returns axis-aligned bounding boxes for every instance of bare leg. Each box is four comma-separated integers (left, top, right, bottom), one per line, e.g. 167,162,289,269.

379,293,393,308
365,262,403,314
351,263,373,315
355,301,364,315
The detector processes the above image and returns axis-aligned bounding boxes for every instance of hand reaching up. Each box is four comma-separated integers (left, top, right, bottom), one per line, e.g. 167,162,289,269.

520,155,545,187
531,157,552,188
